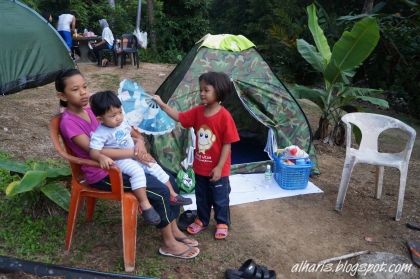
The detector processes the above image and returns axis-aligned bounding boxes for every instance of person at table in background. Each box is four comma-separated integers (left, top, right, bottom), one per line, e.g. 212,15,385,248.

92,19,114,67
41,11,53,24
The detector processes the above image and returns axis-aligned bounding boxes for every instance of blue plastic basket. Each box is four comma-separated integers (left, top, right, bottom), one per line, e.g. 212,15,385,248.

274,156,312,190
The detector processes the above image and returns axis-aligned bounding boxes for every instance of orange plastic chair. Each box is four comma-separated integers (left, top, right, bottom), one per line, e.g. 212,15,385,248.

49,115,139,272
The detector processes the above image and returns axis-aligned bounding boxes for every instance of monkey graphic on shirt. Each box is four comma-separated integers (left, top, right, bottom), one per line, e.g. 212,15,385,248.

197,125,216,154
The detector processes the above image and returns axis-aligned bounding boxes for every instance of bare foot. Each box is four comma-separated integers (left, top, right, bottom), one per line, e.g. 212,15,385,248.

101,58,108,67
172,223,199,246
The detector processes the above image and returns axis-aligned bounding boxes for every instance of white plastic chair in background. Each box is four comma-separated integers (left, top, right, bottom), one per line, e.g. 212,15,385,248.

335,112,416,221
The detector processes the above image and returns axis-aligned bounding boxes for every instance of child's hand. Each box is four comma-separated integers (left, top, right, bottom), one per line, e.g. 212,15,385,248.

98,154,114,169
135,152,156,166
133,141,147,157
209,166,222,182
152,95,164,106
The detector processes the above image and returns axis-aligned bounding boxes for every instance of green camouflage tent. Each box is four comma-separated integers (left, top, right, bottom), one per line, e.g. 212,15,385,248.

152,34,315,174
0,0,74,96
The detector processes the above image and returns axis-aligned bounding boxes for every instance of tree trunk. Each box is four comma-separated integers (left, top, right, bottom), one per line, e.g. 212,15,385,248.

314,116,330,141
333,122,346,146
108,0,115,9
362,0,374,14
147,0,157,52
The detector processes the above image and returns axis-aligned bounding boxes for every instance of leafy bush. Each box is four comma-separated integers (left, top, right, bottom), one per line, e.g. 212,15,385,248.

367,13,420,116
154,0,210,53
291,4,388,143
0,158,71,212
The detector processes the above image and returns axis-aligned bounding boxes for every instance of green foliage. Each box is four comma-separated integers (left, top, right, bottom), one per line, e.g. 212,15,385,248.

210,0,315,83
324,17,380,85
366,10,419,116
154,0,210,54
307,3,331,63
19,0,418,120
292,4,388,142
0,155,66,260
0,158,71,211
315,0,419,119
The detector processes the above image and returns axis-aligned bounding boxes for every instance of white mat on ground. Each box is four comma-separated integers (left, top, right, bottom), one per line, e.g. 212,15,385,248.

183,173,323,210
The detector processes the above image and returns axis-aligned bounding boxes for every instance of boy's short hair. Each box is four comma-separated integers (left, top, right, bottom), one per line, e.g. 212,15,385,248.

198,71,233,102
89,91,121,116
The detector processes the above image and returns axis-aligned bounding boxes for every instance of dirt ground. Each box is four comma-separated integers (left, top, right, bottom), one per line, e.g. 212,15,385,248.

0,63,419,279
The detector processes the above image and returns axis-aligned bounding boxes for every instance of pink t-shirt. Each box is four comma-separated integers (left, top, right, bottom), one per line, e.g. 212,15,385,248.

59,107,107,184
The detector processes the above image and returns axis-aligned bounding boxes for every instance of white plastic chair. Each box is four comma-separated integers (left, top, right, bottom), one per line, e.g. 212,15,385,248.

335,112,416,221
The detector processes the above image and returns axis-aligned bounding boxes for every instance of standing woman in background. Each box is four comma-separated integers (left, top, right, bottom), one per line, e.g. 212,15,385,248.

92,19,114,66
57,12,76,50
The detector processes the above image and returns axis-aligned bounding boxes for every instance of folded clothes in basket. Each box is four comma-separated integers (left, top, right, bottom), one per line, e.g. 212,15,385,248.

275,145,309,160
274,155,312,190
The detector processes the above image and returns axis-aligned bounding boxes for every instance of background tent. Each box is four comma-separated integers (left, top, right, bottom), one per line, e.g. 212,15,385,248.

0,0,74,96
152,34,316,174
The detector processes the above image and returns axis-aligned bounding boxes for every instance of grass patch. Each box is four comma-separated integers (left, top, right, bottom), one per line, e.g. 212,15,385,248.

89,73,120,89
0,197,65,262
0,153,66,262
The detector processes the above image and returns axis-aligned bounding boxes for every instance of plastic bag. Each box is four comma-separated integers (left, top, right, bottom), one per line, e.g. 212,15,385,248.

177,167,195,194
133,28,148,49
178,127,195,193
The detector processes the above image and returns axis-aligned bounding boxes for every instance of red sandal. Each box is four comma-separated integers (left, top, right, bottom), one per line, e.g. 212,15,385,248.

214,224,228,240
187,219,207,235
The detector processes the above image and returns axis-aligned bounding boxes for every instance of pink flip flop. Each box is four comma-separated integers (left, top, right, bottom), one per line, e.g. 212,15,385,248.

214,224,228,240
187,219,207,235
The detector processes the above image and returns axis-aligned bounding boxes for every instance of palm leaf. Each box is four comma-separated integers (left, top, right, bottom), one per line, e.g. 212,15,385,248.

0,159,28,174
357,96,389,108
324,17,380,85
5,181,19,196
41,183,70,211
289,84,328,110
307,4,331,63
296,39,325,72
341,86,383,97
46,167,71,178
330,95,358,109
6,170,47,196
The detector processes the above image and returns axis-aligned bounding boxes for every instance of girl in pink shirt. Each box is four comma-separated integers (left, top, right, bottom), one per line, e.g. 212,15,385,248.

55,69,199,259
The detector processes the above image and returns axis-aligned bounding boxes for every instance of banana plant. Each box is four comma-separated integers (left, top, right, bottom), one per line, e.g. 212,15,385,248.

291,4,388,143
0,159,71,211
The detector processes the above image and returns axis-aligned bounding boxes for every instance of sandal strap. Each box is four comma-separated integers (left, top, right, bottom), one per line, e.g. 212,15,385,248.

193,218,204,227
254,265,269,279
238,259,257,278
187,219,207,234
216,223,228,229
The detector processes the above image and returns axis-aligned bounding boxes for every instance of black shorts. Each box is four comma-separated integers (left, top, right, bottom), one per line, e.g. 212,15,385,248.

91,172,180,229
